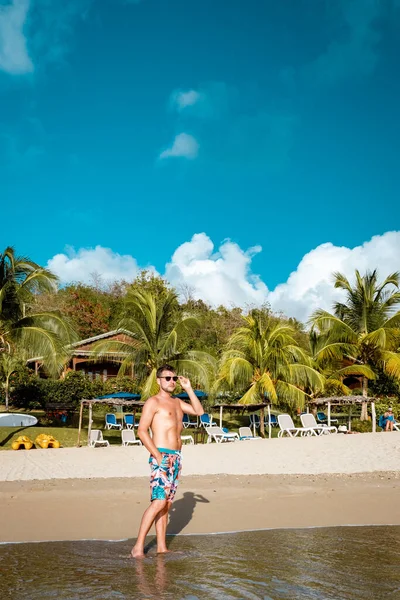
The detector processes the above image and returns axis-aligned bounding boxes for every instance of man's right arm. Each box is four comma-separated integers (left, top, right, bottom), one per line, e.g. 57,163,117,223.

137,398,162,465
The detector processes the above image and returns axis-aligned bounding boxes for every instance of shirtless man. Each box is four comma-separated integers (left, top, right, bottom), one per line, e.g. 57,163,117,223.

130,364,204,558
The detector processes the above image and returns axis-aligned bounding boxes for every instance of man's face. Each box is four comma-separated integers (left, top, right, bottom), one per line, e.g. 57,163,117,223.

157,370,177,393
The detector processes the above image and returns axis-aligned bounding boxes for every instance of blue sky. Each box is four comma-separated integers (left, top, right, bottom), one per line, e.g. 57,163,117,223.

1,0,400,319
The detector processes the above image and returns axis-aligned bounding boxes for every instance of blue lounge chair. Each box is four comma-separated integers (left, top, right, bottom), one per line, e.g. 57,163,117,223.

105,413,122,430
200,413,217,428
317,411,338,424
123,414,135,429
378,414,400,431
265,414,278,427
249,413,260,429
182,413,198,428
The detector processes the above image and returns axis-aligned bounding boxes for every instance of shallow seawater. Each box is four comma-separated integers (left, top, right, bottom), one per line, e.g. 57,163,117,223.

1,527,399,599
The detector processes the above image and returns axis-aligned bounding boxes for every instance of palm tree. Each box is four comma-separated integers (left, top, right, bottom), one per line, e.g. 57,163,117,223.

0,351,24,411
214,311,325,433
94,288,216,398
0,246,75,377
310,270,400,420
310,331,376,397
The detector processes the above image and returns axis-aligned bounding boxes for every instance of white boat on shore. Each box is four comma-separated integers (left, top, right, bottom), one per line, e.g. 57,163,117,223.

0,413,38,427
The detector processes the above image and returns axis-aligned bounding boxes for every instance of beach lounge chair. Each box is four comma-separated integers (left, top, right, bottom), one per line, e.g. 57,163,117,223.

121,429,142,446
181,434,194,444
123,414,136,429
265,414,278,427
89,430,110,447
317,411,338,424
200,414,217,428
378,414,400,432
277,414,315,438
239,427,261,440
301,413,337,435
249,413,260,429
105,413,122,430
182,413,198,428
205,426,239,443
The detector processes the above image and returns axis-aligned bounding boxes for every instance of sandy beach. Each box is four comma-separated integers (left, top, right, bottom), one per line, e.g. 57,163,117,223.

1,432,399,482
1,473,400,544
1,433,400,544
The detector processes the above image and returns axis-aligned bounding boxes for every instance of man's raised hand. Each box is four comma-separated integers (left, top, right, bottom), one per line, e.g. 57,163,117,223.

178,376,192,391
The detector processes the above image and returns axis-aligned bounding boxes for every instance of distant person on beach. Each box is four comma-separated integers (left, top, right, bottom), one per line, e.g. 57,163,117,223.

130,364,204,559
380,408,395,432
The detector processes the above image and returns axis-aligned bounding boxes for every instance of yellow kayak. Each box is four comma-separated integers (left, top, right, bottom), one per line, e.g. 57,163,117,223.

35,434,60,449
12,436,34,450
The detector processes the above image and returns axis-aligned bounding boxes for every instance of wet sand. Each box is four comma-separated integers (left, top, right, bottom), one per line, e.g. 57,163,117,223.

2,472,400,544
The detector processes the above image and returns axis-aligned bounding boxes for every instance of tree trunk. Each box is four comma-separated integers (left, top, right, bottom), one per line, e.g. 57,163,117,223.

360,376,368,421
5,377,10,412
260,406,265,437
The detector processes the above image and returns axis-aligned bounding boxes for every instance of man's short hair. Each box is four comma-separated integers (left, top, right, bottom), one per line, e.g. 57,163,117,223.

156,364,176,378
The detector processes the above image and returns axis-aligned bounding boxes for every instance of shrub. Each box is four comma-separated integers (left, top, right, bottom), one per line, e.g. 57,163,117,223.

351,419,372,433
10,371,141,411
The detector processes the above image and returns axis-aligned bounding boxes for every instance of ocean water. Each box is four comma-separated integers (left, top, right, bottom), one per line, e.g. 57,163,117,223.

1,526,399,599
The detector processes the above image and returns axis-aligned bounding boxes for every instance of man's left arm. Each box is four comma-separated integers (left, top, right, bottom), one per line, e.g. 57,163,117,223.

178,377,204,416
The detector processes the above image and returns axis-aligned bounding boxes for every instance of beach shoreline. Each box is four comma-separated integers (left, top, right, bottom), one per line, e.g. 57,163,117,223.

2,434,400,545
2,472,400,544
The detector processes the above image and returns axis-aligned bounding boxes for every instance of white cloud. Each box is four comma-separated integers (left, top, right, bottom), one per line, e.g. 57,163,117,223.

171,89,202,111
159,132,199,160
165,233,268,307
268,231,400,321
47,245,144,284
47,231,400,323
0,0,33,74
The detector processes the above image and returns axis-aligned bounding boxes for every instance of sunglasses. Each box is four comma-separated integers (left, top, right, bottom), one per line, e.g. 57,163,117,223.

159,376,178,382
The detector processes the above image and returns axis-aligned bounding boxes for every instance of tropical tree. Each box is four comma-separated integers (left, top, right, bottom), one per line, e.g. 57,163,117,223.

310,270,400,420
0,351,25,411
214,310,325,433
0,246,76,379
310,330,376,398
94,288,216,398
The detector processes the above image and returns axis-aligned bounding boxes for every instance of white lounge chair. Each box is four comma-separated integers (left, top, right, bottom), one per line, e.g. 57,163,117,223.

89,429,110,447
121,429,142,446
301,413,337,435
205,426,239,443
181,434,194,444
239,427,261,440
277,414,316,438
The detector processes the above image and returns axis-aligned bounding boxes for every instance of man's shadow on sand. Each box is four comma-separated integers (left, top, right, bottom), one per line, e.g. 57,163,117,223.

144,492,209,554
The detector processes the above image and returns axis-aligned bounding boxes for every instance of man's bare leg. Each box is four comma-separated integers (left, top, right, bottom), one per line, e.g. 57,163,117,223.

155,502,171,553
131,499,167,558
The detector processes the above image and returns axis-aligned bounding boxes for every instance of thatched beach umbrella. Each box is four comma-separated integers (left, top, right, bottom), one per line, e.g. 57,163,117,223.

77,397,144,446
212,403,271,437
308,396,378,432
